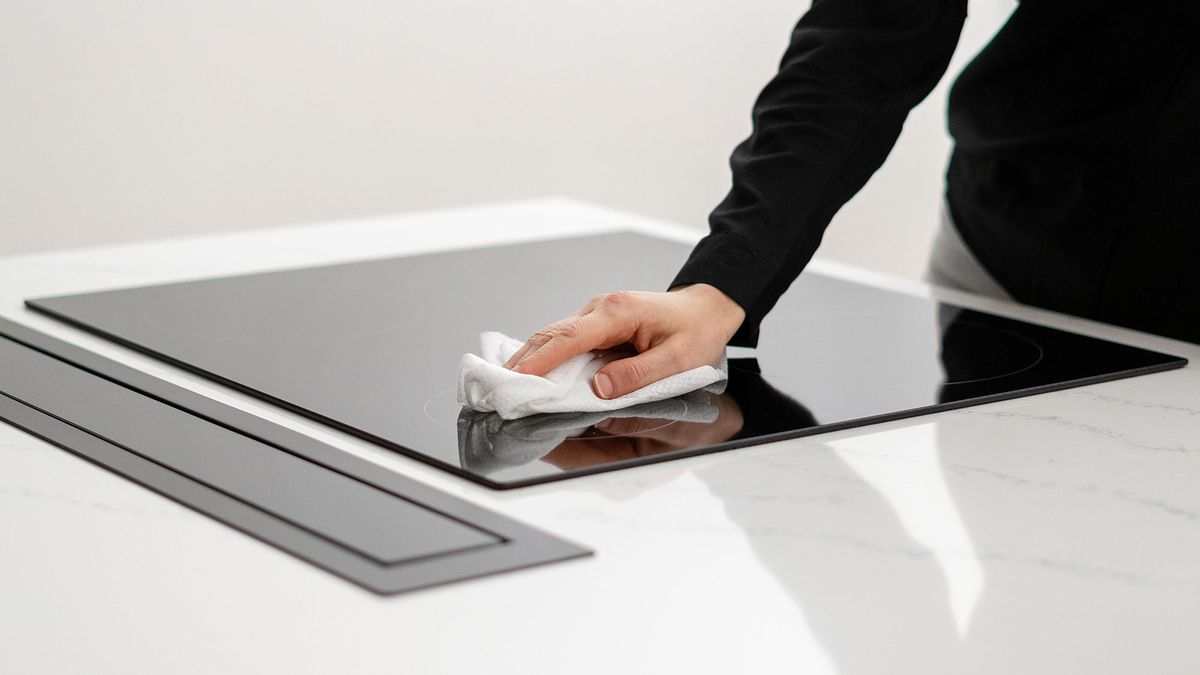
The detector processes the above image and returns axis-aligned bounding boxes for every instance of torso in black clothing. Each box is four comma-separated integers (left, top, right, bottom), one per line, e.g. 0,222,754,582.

948,1,1200,343
671,0,1200,346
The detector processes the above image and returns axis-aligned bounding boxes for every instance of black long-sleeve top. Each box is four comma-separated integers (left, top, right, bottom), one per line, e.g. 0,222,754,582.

670,0,1200,347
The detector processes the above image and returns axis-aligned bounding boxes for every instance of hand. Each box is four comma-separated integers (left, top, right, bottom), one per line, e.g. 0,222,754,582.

502,283,746,399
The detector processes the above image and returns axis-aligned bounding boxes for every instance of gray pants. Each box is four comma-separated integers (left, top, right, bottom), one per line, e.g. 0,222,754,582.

924,200,1012,301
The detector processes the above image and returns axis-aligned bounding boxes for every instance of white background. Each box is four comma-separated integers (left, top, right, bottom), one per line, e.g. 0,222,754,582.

1,0,1013,278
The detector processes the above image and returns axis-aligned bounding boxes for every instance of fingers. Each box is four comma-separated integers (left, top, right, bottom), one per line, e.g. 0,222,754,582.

501,308,589,370
592,340,689,399
509,313,630,377
504,293,636,376
501,336,542,370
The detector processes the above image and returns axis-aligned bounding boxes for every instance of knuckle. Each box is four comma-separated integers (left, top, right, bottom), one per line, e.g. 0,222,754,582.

555,319,583,340
621,358,652,387
598,290,633,311
530,328,557,344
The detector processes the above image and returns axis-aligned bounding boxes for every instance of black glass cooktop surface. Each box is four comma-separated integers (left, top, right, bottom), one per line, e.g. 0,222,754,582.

27,232,1186,488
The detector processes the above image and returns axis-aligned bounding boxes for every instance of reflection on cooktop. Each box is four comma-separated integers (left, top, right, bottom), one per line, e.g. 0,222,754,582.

25,232,1187,488
458,391,735,475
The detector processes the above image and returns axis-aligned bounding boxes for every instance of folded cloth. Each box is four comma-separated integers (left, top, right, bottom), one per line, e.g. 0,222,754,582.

457,331,727,420
457,394,720,475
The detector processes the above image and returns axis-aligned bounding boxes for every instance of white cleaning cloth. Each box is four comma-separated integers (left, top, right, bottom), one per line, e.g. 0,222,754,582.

457,331,727,420
457,394,720,475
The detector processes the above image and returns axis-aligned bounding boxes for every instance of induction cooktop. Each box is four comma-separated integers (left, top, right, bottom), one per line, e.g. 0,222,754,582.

27,232,1187,488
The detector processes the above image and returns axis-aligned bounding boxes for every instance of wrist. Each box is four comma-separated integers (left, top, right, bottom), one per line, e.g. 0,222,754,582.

669,283,746,339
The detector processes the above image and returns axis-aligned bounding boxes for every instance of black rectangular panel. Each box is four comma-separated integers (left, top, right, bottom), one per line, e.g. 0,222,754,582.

0,338,497,563
26,233,1188,488
0,319,589,594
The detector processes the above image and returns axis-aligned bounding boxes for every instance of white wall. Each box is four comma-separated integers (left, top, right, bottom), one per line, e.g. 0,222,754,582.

1,0,1013,279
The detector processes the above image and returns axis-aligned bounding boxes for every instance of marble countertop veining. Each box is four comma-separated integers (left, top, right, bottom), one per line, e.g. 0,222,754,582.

2,199,1198,675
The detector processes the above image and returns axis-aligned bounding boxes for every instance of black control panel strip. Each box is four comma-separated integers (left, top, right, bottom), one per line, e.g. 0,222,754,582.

0,317,589,595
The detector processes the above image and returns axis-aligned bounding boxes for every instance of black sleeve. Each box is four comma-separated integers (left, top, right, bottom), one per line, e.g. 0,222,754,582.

670,0,968,347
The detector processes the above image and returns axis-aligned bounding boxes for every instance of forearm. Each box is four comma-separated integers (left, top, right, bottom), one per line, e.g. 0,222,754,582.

672,0,967,346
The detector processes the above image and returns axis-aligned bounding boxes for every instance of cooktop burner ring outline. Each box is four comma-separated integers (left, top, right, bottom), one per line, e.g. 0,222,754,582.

23,231,1188,489
735,319,1046,387
935,320,1045,385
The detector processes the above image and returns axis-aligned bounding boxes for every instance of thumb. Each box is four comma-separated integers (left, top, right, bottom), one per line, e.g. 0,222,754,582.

592,344,687,399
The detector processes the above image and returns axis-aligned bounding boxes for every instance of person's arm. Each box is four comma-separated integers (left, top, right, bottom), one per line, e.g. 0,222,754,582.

672,0,968,347
507,0,968,397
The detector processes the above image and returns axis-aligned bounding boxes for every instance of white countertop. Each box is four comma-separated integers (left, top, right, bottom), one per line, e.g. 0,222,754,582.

3,199,1199,674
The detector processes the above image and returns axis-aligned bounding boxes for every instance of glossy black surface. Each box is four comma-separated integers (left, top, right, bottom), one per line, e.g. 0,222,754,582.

27,233,1187,488
0,318,589,594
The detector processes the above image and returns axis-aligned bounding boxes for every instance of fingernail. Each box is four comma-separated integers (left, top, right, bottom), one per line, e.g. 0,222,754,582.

593,372,613,399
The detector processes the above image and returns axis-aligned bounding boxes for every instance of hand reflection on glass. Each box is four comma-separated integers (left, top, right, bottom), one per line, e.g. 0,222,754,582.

456,390,744,476
457,358,820,477
539,393,745,470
